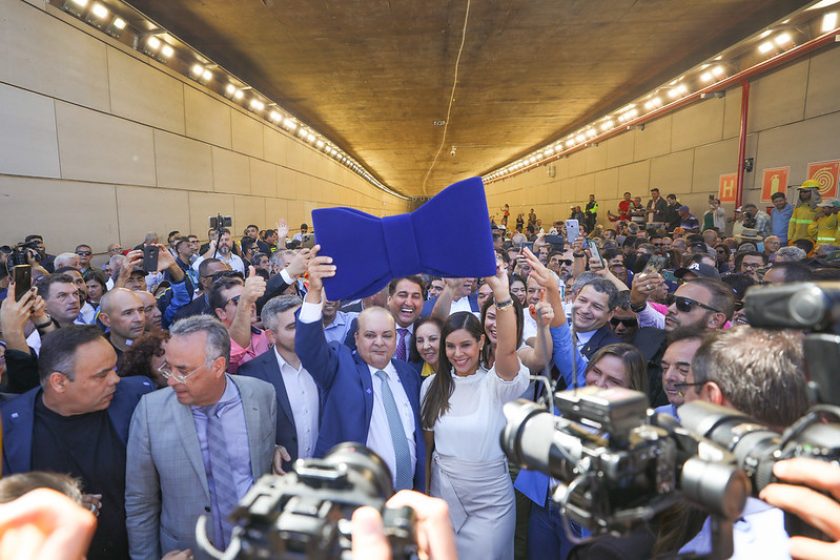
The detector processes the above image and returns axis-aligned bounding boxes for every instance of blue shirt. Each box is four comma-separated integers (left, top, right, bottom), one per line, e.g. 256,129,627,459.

771,203,793,244
190,376,253,544
323,310,358,345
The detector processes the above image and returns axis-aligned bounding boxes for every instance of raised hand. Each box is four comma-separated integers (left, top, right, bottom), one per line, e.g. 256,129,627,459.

306,245,336,294
521,248,558,291
483,256,510,298
285,248,312,278
241,266,267,304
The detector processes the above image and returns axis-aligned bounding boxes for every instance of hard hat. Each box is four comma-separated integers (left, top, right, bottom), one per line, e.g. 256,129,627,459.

798,179,820,190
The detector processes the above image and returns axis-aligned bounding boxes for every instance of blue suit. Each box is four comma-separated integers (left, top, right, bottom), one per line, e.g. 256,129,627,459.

238,348,326,468
1,376,155,474
295,317,426,490
421,293,480,316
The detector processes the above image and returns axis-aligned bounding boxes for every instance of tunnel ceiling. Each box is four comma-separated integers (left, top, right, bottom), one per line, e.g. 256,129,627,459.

125,0,810,198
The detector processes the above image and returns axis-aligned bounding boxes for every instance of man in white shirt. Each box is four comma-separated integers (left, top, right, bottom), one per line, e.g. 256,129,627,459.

192,230,245,275
294,248,425,490
239,295,320,469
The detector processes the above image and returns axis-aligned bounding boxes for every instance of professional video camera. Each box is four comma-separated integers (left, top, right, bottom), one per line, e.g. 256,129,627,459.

196,443,417,560
501,387,749,559
1,241,41,269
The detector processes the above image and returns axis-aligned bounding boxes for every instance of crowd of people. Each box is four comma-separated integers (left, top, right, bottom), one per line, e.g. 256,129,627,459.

0,185,839,560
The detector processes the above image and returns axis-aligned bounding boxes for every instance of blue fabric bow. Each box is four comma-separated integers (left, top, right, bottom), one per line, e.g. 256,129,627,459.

311,176,496,301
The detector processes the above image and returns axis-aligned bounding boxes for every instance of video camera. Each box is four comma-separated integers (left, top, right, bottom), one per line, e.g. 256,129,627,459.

196,443,417,560
501,387,748,559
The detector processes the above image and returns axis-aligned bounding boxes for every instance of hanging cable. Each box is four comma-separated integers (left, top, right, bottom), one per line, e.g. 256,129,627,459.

421,0,471,196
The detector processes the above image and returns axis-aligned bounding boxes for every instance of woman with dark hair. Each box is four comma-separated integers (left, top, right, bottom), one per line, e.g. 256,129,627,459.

409,316,443,378
120,331,169,388
714,244,731,273
509,274,527,306
420,261,530,560
83,269,108,309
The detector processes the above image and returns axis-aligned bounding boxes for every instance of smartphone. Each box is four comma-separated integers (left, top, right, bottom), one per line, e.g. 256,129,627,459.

662,269,677,284
566,219,580,246
209,214,233,229
588,242,603,267
142,245,160,273
13,265,31,301
301,234,316,249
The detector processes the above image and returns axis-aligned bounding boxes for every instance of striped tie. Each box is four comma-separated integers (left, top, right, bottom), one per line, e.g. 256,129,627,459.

374,370,413,490
205,404,239,549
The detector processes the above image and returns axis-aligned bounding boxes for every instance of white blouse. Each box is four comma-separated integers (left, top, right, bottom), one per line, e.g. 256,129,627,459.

420,362,530,461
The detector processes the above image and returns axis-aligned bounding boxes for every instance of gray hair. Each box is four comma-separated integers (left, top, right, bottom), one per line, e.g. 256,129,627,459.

774,246,806,263
261,295,303,331
169,315,231,368
53,252,79,268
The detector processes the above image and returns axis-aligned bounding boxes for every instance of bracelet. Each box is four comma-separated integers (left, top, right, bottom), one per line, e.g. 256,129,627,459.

34,317,53,329
495,298,514,311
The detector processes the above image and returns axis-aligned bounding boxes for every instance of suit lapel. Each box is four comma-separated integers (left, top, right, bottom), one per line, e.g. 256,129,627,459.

173,398,210,500
232,377,264,480
355,354,374,429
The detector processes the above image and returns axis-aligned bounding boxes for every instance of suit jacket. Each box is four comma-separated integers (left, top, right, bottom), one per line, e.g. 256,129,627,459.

421,293,480,316
125,375,276,560
579,324,621,360
238,348,325,468
1,376,154,475
295,317,426,490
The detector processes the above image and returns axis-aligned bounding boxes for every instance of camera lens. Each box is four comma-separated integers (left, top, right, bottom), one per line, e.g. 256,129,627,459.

324,442,394,500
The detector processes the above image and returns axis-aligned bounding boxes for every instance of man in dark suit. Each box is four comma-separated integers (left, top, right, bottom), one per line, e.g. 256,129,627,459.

1,326,154,560
295,247,425,491
239,294,323,470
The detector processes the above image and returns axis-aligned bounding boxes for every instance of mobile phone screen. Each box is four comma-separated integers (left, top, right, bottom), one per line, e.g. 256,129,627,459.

142,246,160,273
13,265,31,301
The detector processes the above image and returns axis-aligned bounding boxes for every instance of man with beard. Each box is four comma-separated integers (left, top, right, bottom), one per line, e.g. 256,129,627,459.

193,229,245,274
99,288,146,371
547,250,574,282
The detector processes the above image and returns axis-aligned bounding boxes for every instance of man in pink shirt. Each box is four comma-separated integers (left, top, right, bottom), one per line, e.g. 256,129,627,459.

209,267,270,373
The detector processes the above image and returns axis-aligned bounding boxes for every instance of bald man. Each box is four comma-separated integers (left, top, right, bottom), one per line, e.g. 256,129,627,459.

99,288,146,370
294,247,425,491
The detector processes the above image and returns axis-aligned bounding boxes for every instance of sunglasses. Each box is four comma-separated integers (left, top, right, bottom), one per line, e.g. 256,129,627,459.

76,251,92,256
674,296,720,314
610,317,638,328
551,259,573,266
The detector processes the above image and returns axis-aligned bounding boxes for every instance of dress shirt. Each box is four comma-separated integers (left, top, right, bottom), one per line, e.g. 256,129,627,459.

190,375,254,540
449,296,473,315
574,329,596,352
229,328,271,373
323,310,359,345
75,302,97,325
192,253,246,275
771,204,794,244
367,363,417,489
274,349,319,459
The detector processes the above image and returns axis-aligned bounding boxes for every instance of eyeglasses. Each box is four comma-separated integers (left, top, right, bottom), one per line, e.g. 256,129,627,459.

158,361,206,384
551,259,573,267
203,270,245,281
674,296,720,314
610,317,638,328
224,295,241,307
76,251,92,256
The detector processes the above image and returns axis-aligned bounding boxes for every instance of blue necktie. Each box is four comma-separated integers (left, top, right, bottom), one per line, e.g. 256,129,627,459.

205,404,239,549
374,370,413,490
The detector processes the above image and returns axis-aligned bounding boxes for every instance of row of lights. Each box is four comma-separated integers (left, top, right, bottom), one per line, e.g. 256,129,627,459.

58,0,401,199
484,8,840,183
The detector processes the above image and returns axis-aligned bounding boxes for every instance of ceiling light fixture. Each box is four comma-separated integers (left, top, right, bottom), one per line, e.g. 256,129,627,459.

160,43,174,59
774,32,793,45
823,11,839,31
249,98,265,112
201,69,212,82
190,64,204,78
268,110,282,123
106,16,127,37
758,40,774,54
62,0,88,17
89,2,108,20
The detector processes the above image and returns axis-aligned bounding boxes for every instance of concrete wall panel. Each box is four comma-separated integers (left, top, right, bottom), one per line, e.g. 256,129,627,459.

116,185,189,245
153,130,212,191
672,97,724,151
231,111,264,159
211,147,250,194
184,87,232,149
0,83,60,178
650,150,694,194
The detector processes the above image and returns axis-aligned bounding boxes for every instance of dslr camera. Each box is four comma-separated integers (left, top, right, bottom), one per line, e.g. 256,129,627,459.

196,443,417,560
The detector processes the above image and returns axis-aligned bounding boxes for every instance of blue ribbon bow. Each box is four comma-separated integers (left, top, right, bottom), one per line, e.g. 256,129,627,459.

311,176,496,301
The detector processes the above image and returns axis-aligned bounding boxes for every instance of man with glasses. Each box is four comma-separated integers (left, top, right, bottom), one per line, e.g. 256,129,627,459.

126,315,277,559
172,259,231,321
1,326,154,560
631,272,734,332
547,250,574,281
75,244,94,274
734,250,767,283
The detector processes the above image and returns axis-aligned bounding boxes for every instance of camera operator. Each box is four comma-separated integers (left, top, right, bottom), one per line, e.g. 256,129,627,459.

676,326,809,558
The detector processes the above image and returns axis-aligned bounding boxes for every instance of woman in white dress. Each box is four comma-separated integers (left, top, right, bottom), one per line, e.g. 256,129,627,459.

420,263,537,560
